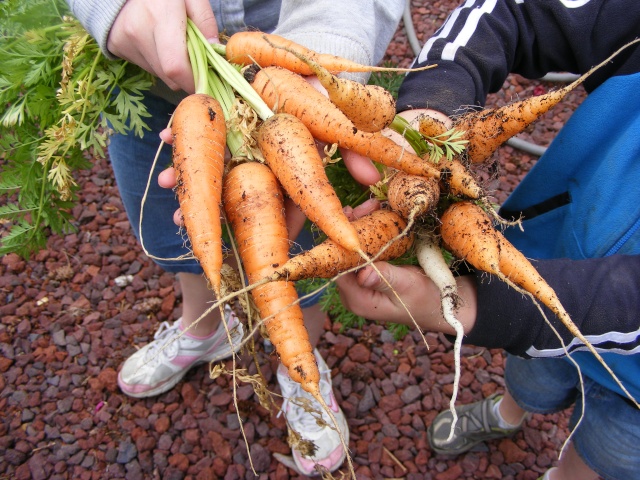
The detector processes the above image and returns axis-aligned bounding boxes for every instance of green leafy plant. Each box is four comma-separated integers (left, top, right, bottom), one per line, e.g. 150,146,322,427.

0,0,153,257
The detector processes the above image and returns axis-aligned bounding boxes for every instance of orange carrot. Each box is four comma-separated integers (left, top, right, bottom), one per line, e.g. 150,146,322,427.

249,66,482,199
387,171,440,223
440,201,567,316
172,93,226,296
416,41,640,164
263,39,396,132
453,80,582,163
257,112,362,253
272,209,413,281
225,31,427,75
450,40,640,164
222,161,320,395
439,200,638,407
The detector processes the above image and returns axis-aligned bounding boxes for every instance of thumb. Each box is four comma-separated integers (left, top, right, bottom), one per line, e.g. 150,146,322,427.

186,0,220,43
357,262,403,292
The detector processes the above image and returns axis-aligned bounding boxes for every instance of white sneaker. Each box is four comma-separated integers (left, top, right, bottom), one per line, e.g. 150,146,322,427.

277,349,349,476
117,306,243,398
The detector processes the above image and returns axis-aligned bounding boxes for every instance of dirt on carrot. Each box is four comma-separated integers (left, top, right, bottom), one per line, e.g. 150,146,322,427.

249,65,482,199
257,112,361,253
171,93,227,297
263,38,397,133
272,209,414,282
222,161,320,394
387,171,440,224
439,201,639,408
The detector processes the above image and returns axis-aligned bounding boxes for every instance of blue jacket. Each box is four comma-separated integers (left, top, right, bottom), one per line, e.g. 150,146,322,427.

483,72,640,402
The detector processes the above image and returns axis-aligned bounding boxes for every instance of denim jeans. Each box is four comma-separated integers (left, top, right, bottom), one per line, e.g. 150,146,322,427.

505,354,640,480
107,92,322,307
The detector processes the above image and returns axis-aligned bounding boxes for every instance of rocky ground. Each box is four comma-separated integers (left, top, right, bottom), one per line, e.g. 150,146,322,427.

0,1,587,479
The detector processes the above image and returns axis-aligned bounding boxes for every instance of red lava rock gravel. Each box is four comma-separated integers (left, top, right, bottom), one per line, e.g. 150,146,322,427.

1,1,587,479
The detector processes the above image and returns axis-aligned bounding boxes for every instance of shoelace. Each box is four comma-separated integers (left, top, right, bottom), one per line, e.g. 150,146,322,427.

279,364,334,432
142,321,181,363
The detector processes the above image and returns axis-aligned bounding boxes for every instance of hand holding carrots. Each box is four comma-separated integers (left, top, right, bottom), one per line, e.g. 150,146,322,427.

335,258,478,336
108,0,220,93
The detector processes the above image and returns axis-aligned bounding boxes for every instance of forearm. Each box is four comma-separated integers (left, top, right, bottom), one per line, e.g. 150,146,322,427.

465,255,640,357
396,0,640,115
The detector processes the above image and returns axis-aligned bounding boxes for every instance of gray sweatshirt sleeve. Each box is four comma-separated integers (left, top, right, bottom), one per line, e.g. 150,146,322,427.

272,0,404,83
67,0,127,59
68,0,403,72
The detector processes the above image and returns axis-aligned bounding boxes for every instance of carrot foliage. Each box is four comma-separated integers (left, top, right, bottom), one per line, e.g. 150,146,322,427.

0,0,153,257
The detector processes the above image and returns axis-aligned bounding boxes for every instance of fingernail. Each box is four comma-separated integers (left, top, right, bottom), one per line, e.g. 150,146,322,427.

360,269,379,288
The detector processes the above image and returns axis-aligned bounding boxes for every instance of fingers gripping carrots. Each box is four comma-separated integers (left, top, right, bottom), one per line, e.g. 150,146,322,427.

171,93,226,297
222,162,321,395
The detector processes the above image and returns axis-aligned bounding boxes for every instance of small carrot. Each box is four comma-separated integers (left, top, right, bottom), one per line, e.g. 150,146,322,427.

263,38,396,132
387,171,440,224
257,112,361,253
222,162,320,395
224,31,433,75
172,93,226,296
418,114,449,138
249,66,482,199
439,201,638,407
272,209,413,281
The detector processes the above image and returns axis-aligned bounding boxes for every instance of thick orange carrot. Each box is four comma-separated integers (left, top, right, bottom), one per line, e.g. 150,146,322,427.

225,31,424,75
249,66,482,199
222,162,320,395
387,171,440,223
272,209,413,281
172,93,226,296
257,112,361,253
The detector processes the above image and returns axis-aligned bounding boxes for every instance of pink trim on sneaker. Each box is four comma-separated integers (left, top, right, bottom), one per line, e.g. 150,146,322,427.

293,445,346,476
171,355,202,369
120,378,169,395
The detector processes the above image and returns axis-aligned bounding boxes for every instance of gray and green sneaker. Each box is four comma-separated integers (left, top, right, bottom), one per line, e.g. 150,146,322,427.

428,394,524,456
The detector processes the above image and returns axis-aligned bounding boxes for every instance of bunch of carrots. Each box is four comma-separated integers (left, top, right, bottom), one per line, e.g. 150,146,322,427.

167,24,639,473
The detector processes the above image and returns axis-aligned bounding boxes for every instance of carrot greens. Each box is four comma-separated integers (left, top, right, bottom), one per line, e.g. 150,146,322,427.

0,0,153,257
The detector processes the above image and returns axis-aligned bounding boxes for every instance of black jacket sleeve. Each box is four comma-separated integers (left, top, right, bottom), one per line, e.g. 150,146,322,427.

464,255,640,357
397,0,640,116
